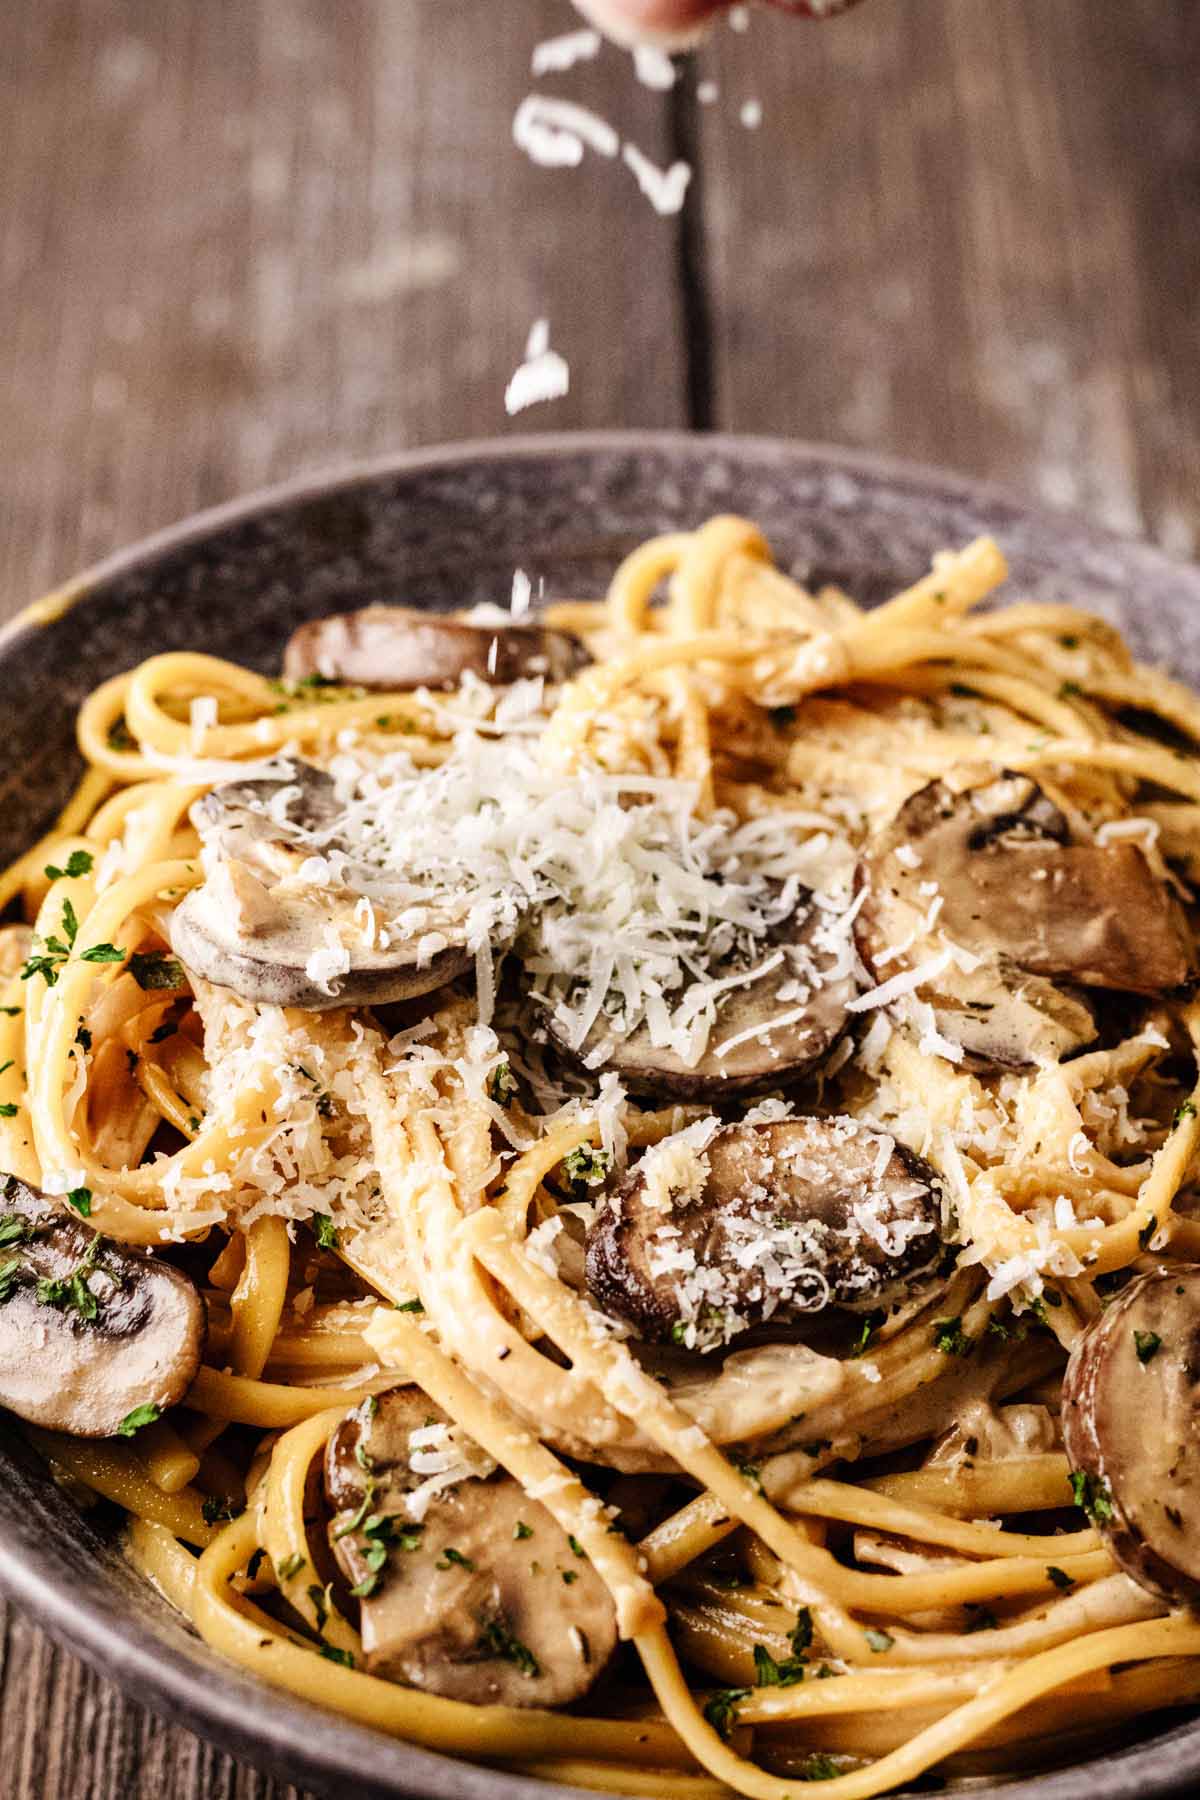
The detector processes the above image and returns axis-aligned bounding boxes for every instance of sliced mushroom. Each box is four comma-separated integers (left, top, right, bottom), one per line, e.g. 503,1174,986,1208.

284,605,588,692
169,763,473,1009
326,1386,617,1704
855,772,1194,1068
550,892,856,1102
1062,1265,1200,1603
586,1117,944,1350
0,1176,205,1435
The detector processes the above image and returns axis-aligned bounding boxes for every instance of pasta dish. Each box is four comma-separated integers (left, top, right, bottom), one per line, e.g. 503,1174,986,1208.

3,515,1200,1796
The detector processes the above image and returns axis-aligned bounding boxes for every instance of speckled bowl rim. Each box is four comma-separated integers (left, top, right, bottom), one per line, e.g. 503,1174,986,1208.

1,431,1199,1800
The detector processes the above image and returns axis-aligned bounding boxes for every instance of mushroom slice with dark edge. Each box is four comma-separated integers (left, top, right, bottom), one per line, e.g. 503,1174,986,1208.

0,1176,205,1436
586,1116,943,1350
550,890,856,1103
1062,1265,1200,1603
283,605,589,692
855,771,1194,1069
168,762,473,1009
325,1386,617,1704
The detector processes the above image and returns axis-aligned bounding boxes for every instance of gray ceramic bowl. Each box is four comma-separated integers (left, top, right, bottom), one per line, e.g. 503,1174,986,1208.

1,433,1199,1800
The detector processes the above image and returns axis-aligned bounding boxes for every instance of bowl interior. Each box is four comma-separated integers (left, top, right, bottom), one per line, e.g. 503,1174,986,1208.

2,433,1199,1800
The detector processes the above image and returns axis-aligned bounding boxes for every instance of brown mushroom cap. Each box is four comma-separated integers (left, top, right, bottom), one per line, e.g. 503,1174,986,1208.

586,1116,944,1350
326,1387,617,1705
284,606,589,693
855,772,1194,1069
169,763,473,1010
0,1177,205,1436
549,891,856,1103
1062,1265,1200,1603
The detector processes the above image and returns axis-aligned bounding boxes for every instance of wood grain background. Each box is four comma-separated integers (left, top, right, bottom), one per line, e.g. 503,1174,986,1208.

1,0,1198,1792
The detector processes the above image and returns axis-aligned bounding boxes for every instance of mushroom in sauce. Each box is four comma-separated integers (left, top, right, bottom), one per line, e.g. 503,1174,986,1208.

1062,1265,1200,1603
0,1176,205,1435
586,1116,944,1351
169,763,474,1009
284,605,588,693
326,1386,617,1704
550,889,856,1103
855,772,1194,1068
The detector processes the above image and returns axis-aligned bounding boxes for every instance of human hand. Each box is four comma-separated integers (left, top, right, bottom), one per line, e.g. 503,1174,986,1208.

574,0,862,48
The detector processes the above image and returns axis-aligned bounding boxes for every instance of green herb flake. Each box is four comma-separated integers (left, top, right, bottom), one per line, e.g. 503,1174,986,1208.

319,1645,355,1668
932,1316,972,1356
128,952,185,990
850,1307,885,1358
487,1059,516,1106
568,1534,586,1557
313,1214,339,1250
1046,1565,1075,1592
477,1615,540,1678
44,851,94,882
394,1296,424,1313
752,1642,806,1687
865,1628,894,1653
436,1547,475,1571
1174,1100,1197,1126
65,1187,92,1217
0,1103,17,1119
799,1754,842,1782
0,1215,32,1250
1134,1329,1163,1365
514,1520,534,1541
79,943,125,965
562,1144,612,1192
1069,1470,1115,1523
116,1403,161,1437
790,1608,814,1656
202,1496,245,1526
561,1569,579,1585
703,1688,750,1741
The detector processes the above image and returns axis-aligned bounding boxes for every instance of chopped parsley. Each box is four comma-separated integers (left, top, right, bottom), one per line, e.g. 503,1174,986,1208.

932,1316,972,1356
79,943,125,964
394,1297,424,1313
753,1642,806,1687
201,1496,246,1526
116,1403,162,1437
0,1104,16,1120
1069,1470,1115,1523
477,1614,539,1678
799,1754,842,1782
319,1645,355,1668
275,1550,306,1581
436,1547,475,1571
65,1187,91,1217
0,1215,32,1250
1174,1100,1197,1126
562,1144,611,1192
790,1608,814,1655
850,1307,885,1358
36,1231,103,1322
313,1214,339,1250
1046,1565,1075,1592
44,851,94,882
0,1255,22,1304
1134,1329,1163,1364
864,1628,894,1653
561,1569,579,1585
703,1687,750,1740
487,1060,516,1105
568,1534,586,1557
128,952,185,991
513,1520,534,1541
732,1456,763,1492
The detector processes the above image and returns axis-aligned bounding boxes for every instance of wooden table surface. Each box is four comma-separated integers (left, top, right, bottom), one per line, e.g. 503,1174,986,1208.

1,0,1199,1793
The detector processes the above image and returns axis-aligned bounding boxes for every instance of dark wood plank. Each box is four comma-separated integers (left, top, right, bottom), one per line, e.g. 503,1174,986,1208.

694,0,1200,549
0,0,687,617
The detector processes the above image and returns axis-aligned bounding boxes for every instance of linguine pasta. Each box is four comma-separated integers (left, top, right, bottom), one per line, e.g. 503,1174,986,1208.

5,515,1200,1795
